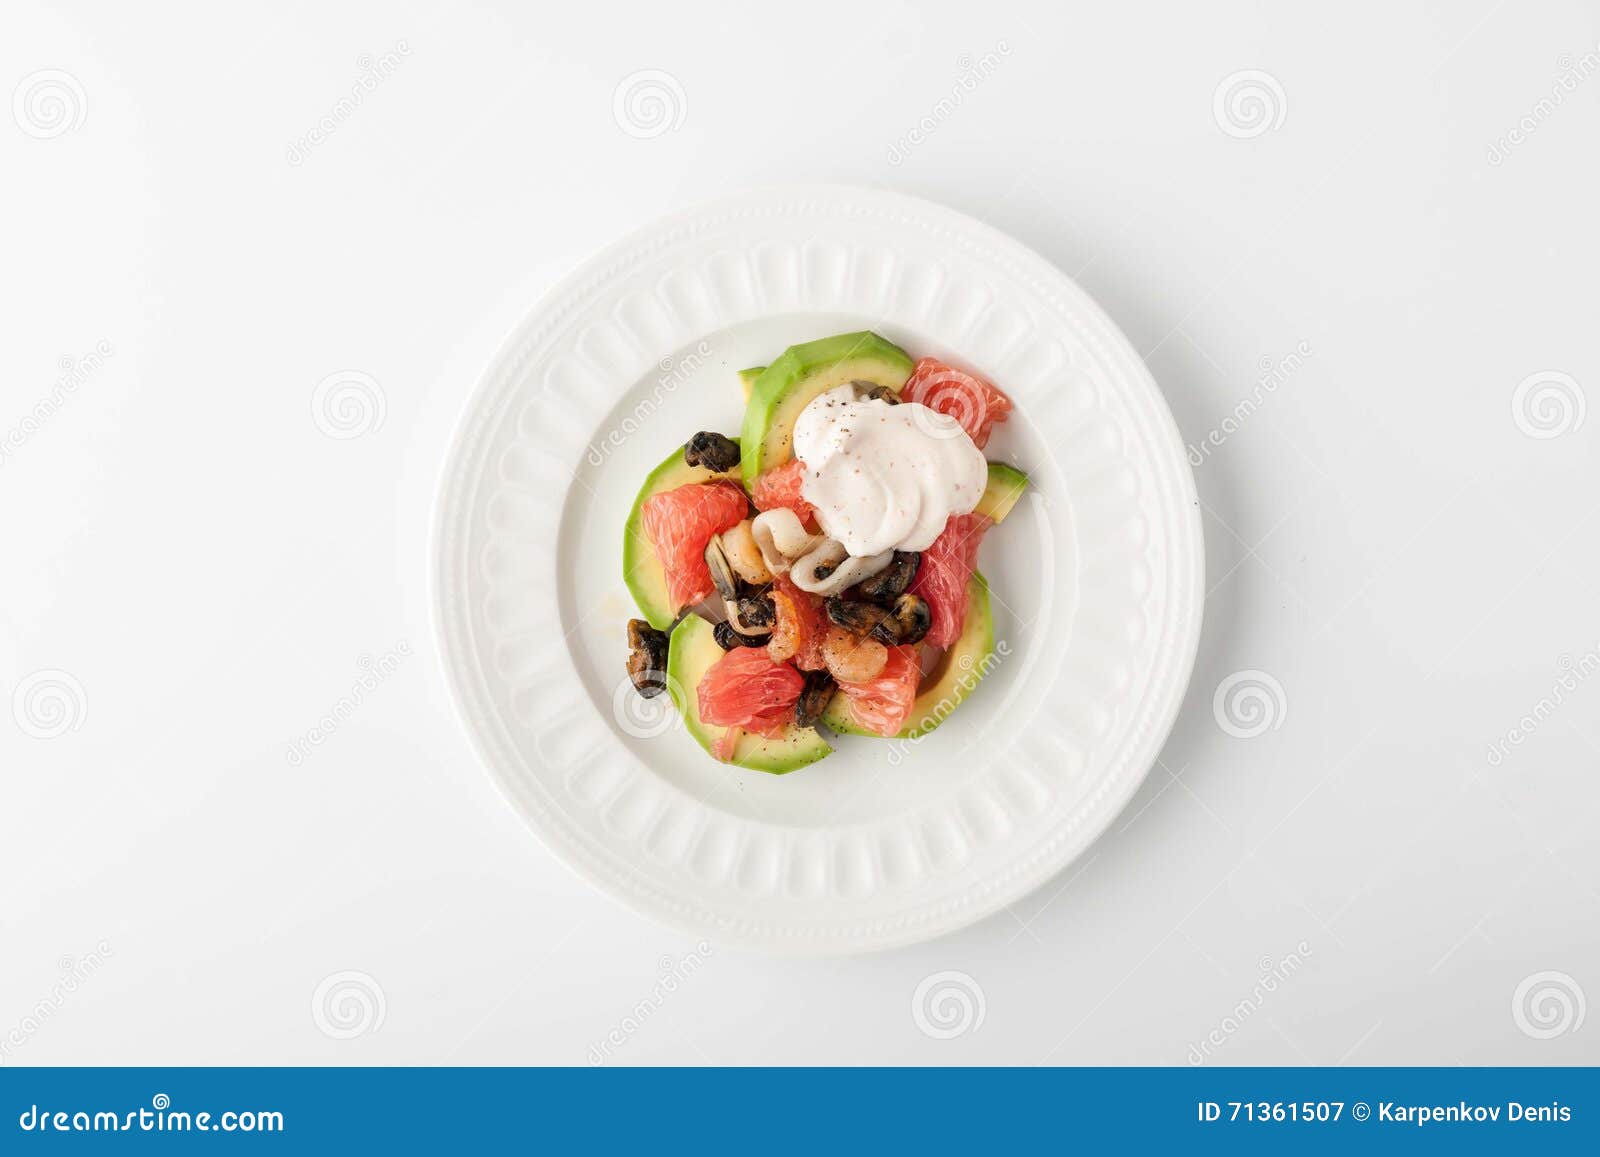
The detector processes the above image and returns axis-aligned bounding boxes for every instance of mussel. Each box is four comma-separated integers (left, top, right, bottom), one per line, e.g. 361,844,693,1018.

794,670,837,729
705,535,774,637
736,592,776,626
704,535,740,602
852,550,920,601
883,592,932,646
625,619,669,698
823,592,931,646
683,431,740,473
714,620,769,650
823,597,891,638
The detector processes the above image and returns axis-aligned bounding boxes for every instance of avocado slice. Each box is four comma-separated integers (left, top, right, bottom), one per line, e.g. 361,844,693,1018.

976,463,1028,523
821,572,996,740
622,442,739,631
737,365,766,403
739,331,914,488
667,615,833,773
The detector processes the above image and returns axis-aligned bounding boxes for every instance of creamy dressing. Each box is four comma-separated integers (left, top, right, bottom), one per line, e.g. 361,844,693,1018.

792,385,987,557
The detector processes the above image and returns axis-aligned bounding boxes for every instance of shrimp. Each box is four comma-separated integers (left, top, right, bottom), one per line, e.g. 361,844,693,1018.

767,585,804,663
719,519,773,585
821,625,888,683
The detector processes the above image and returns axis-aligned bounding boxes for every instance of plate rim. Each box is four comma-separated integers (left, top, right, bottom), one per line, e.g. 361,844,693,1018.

431,183,1205,954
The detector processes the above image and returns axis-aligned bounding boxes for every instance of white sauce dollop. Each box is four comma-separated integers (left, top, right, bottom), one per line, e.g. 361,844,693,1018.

792,384,987,557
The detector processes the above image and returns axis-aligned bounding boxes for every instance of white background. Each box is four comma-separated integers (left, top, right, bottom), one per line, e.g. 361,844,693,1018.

5,0,1597,1065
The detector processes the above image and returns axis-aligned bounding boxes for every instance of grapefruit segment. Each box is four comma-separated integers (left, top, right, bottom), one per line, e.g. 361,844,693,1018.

901,357,1013,449
750,458,817,527
639,481,749,615
697,645,805,741
829,644,922,737
911,512,992,649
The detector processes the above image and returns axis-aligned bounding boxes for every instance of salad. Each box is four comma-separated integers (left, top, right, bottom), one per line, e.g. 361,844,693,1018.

622,331,1028,773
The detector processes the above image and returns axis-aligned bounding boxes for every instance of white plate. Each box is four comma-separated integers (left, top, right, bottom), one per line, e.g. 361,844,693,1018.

432,186,1203,954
